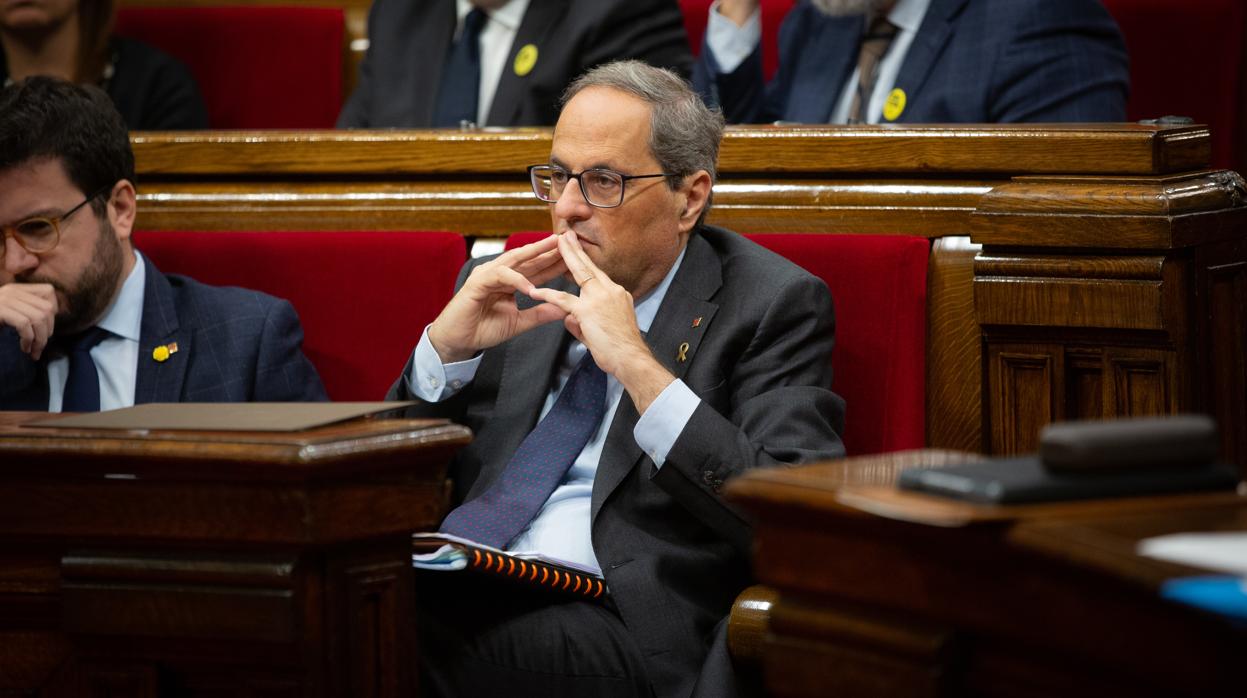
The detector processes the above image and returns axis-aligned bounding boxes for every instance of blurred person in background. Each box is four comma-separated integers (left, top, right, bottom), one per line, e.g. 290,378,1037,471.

1,0,207,128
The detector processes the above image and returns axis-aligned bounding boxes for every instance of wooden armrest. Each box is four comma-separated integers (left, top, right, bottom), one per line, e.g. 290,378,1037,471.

727,584,779,666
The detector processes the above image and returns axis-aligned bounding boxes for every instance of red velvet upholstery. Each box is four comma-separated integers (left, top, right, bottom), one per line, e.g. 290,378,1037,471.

504,232,929,455
1101,0,1247,171
132,231,466,401
679,0,795,80
114,7,345,129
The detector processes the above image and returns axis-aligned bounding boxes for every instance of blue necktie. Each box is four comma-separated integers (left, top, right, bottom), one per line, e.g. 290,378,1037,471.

432,8,487,127
61,327,113,412
440,351,608,549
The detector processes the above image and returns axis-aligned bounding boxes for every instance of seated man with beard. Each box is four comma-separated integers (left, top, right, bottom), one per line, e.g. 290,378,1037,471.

0,77,325,411
694,0,1129,124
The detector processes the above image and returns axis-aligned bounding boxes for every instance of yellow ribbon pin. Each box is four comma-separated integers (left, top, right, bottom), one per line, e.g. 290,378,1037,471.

676,342,690,363
152,342,179,362
882,88,906,121
513,44,538,77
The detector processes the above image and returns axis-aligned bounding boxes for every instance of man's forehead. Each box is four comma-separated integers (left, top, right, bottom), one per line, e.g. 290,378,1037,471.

551,87,655,167
0,157,81,218
1,156,75,187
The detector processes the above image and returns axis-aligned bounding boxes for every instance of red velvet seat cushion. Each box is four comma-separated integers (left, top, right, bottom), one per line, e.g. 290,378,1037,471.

1101,0,1246,171
505,231,928,455
133,231,466,401
680,0,795,80
114,7,344,129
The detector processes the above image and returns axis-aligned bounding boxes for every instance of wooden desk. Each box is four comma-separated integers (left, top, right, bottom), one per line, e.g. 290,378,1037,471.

727,452,1247,697
0,412,470,698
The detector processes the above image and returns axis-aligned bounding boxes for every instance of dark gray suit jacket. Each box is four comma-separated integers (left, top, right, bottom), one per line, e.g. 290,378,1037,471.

389,226,846,697
0,254,326,408
338,0,693,128
694,0,1129,124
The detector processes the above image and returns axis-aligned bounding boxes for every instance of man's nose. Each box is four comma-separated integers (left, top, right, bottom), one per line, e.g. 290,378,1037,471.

2,235,39,275
553,178,594,222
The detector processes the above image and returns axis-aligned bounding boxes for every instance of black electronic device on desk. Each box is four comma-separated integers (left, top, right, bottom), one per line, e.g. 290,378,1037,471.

898,415,1241,504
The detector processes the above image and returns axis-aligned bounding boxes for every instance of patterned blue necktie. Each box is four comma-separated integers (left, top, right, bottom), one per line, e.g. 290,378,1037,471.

432,8,487,127
60,327,113,412
440,351,608,549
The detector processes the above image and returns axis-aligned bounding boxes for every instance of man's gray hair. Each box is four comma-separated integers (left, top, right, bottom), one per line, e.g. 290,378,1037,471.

561,60,725,221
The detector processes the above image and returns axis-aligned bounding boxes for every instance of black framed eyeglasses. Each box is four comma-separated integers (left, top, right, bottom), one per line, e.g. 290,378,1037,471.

528,164,672,209
1,187,109,259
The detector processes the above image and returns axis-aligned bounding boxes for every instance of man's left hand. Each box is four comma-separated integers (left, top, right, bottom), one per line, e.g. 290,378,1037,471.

528,232,675,413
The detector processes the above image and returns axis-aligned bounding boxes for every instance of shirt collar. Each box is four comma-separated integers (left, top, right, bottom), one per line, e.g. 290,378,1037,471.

633,243,687,334
95,249,145,342
889,0,930,33
456,0,530,32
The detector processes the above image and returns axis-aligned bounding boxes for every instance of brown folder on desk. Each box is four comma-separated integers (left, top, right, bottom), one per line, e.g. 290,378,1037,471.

26,402,417,432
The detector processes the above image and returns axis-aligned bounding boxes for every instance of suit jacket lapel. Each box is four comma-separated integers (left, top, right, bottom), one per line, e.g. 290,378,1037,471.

789,14,861,122
413,0,458,126
485,0,566,126
892,0,967,122
591,232,722,521
133,256,189,404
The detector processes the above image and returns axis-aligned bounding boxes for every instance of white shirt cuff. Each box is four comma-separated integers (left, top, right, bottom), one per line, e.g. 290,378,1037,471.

633,378,701,469
706,0,762,74
406,324,481,401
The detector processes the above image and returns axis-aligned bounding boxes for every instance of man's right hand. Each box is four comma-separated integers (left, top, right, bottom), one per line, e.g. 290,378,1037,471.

717,0,760,27
0,282,57,361
426,234,570,363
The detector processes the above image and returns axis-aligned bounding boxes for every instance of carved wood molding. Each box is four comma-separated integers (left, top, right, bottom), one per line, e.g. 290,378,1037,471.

970,170,1247,248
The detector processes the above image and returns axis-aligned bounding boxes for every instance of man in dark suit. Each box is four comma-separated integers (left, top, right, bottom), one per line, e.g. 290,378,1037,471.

694,0,1129,124
337,0,694,128
389,60,845,697
0,77,325,410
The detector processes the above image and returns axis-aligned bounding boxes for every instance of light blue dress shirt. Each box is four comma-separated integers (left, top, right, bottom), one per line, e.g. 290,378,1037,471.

46,251,146,412
706,0,931,123
406,246,701,573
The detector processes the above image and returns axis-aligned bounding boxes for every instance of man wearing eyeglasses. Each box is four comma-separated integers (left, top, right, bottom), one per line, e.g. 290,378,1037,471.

390,60,844,698
0,77,326,411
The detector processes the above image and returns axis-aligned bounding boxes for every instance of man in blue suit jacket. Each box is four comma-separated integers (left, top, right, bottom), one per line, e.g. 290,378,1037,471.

694,0,1129,124
0,77,326,410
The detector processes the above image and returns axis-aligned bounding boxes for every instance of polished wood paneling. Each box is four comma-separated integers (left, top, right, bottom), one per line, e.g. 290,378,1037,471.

1196,238,1247,467
728,455,1247,697
925,237,982,452
132,124,1211,177
971,171,1247,248
989,347,1056,455
0,414,469,697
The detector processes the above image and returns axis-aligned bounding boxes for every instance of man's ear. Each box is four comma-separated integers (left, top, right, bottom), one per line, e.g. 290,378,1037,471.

108,179,137,242
677,170,713,232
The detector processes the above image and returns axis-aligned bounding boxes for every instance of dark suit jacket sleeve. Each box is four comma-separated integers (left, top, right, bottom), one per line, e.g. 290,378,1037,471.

652,272,845,545
109,37,210,130
251,298,328,401
693,4,809,124
693,38,770,124
336,0,385,128
987,0,1128,122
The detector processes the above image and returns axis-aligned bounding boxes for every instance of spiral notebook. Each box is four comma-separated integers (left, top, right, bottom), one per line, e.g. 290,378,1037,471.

412,532,609,601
